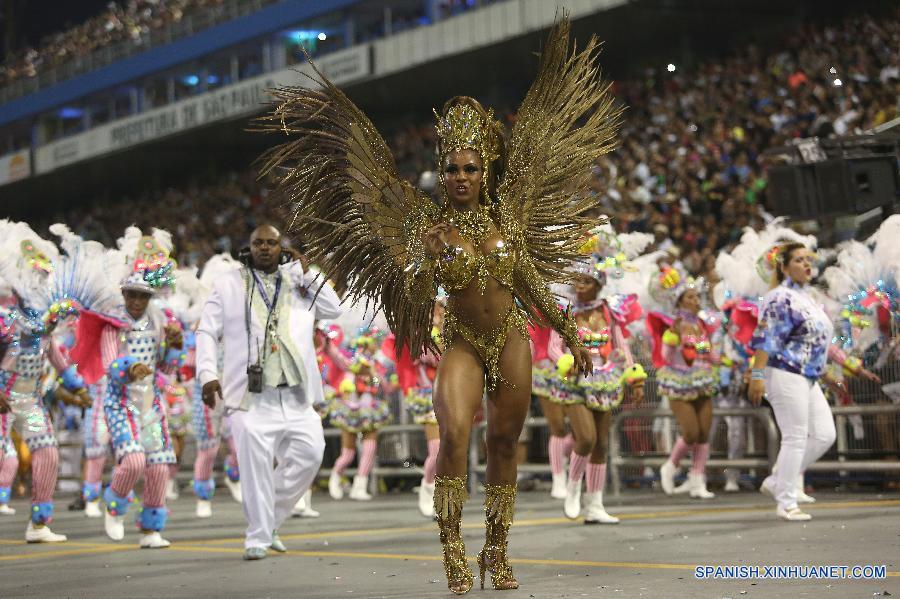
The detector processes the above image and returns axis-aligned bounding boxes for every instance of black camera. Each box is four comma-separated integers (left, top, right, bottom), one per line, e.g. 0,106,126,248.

237,247,252,266
247,364,263,394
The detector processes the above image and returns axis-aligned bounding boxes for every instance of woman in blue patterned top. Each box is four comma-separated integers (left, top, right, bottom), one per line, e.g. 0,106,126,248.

748,243,880,521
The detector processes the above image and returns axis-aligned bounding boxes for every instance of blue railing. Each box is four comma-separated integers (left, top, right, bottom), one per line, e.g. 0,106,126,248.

0,0,362,128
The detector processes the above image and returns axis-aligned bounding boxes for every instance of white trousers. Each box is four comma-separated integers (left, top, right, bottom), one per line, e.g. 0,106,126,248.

230,385,325,549
711,394,749,461
765,368,836,510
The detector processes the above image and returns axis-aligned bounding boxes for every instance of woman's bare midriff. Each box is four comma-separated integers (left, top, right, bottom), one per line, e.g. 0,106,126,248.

446,278,515,333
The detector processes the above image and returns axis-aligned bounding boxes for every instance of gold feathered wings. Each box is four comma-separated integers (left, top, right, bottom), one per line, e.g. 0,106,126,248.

254,61,439,357
500,16,622,343
255,15,621,356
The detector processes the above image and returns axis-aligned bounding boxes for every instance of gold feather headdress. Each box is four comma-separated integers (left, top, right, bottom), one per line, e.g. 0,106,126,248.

433,101,502,201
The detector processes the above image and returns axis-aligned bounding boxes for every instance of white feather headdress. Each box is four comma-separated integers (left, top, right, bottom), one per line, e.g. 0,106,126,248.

824,216,900,350
0,220,60,311
48,223,127,316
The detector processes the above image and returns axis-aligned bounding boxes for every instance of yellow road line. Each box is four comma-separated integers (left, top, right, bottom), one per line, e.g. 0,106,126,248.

511,557,695,570
0,540,124,548
166,545,697,570
188,524,436,546
513,498,900,526
0,544,136,562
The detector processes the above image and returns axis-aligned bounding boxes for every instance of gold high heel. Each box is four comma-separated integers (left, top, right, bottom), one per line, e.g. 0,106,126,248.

478,483,519,590
434,475,473,595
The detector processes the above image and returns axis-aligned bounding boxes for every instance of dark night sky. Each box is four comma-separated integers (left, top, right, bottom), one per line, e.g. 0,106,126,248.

2,0,110,57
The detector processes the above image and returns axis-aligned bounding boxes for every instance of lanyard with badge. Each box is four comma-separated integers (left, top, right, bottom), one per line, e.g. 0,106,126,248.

245,268,282,393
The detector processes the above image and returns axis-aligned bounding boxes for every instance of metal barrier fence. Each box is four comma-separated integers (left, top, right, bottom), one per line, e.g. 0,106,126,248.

312,402,900,498
608,403,900,497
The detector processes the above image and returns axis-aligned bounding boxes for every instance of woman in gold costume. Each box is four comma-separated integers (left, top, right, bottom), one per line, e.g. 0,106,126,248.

257,17,620,594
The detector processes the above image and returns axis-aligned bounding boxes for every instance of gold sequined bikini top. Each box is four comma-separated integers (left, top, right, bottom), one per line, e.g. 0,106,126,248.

436,239,515,294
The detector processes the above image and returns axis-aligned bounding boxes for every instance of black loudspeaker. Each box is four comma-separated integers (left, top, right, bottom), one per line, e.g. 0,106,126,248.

815,160,851,214
768,164,817,218
847,157,896,213
769,156,897,218
816,157,898,215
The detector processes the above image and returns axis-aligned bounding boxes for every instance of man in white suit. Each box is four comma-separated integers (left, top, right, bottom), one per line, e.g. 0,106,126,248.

196,225,341,560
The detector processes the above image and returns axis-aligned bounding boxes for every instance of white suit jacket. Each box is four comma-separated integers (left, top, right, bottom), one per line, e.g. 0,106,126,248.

195,261,342,410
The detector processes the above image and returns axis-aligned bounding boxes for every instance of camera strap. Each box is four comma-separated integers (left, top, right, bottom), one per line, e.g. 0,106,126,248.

244,268,283,369
250,269,282,313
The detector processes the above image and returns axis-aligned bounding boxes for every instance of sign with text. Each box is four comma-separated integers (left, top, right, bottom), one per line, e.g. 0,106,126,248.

35,44,369,174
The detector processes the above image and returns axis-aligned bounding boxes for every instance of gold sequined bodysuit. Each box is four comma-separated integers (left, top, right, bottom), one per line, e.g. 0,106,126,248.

437,238,515,294
408,205,546,390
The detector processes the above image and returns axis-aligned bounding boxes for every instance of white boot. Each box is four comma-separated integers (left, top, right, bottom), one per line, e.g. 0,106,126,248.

759,474,775,498
196,500,212,519
104,509,125,541
139,531,171,548
795,473,815,504
724,470,740,493
659,460,677,495
688,472,715,499
563,479,582,520
165,479,179,501
302,490,320,517
550,471,568,500
672,477,691,494
293,491,307,515
349,475,372,501
0,504,16,515
328,471,344,500
776,505,812,521
583,490,619,524
84,499,103,518
25,521,67,543
294,489,320,518
418,479,435,519
224,477,242,504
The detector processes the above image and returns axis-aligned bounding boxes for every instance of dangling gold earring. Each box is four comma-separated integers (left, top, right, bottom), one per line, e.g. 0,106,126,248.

479,164,491,205
437,172,450,207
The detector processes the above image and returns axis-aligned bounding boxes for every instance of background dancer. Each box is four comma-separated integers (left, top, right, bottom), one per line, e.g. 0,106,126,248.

71,228,185,548
178,255,243,519
647,265,719,499
384,294,446,518
0,222,91,542
327,327,391,502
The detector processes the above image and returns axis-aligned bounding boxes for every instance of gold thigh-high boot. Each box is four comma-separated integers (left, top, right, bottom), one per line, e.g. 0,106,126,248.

434,475,473,595
478,483,519,590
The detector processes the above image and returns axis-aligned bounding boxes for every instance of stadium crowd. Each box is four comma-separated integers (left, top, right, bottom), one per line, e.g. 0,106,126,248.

1,0,226,86
0,0,502,88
